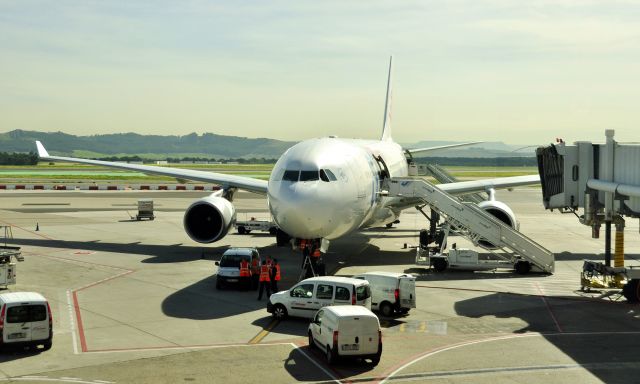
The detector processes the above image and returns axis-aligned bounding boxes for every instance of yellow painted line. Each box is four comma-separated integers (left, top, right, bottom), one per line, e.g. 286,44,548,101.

248,319,280,344
399,323,406,333
419,321,426,333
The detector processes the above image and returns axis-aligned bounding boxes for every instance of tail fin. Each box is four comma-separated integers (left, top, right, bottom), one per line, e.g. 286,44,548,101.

381,56,393,141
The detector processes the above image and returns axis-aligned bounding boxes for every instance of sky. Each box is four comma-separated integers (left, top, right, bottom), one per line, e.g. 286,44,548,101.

2,0,640,145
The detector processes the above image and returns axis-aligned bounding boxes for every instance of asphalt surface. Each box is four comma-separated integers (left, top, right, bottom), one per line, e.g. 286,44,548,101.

0,189,639,383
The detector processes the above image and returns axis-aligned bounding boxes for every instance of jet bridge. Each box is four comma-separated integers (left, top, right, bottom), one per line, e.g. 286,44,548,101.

536,130,640,301
387,177,555,274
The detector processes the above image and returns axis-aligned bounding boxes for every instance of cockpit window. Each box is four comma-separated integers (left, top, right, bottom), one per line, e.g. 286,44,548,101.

300,170,319,182
282,170,299,182
320,169,337,182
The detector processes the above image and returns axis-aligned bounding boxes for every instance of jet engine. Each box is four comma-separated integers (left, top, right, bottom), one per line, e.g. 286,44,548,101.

476,200,518,249
183,195,236,243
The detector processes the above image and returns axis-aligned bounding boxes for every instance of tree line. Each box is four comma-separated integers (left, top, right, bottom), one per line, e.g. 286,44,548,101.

0,152,39,165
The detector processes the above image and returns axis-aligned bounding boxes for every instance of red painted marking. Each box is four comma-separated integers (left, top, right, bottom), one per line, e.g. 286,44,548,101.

535,283,563,333
73,251,95,255
73,291,88,353
212,186,221,190
15,185,25,189
34,185,44,190
194,185,204,190
176,185,186,190
55,185,67,190
158,185,168,190
0,185,5,189
140,185,150,190
107,186,117,190
88,186,99,190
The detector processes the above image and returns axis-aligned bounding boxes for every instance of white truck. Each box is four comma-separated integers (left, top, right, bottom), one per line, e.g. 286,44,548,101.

234,218,277,235
308,305,382,366
353,272,416,316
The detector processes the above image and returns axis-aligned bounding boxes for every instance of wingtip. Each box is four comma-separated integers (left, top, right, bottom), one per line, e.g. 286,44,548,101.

35,141,50,158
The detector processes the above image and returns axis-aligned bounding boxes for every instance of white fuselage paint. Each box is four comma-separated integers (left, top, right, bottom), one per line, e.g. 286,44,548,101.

267,137,408,240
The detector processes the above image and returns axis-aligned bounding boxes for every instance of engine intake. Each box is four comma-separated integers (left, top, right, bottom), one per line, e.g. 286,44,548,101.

476,200,518,249
183,195,236,243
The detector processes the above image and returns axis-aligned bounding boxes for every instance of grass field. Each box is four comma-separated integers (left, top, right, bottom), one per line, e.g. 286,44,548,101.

0,164,536,182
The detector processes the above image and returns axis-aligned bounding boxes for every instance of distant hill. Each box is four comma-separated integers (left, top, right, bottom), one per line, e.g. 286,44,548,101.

0,130,537,159
0,130,296,159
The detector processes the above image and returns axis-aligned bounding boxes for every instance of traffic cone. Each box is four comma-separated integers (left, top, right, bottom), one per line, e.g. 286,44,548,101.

35,222,39,231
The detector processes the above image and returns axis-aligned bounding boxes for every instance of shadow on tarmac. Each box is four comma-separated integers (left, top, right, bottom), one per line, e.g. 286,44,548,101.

7,237,233,263
161,275,270,320
454,292,640,383
0,346,46,363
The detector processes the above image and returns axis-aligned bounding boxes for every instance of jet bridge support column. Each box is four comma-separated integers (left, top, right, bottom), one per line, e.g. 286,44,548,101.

614,219,625,268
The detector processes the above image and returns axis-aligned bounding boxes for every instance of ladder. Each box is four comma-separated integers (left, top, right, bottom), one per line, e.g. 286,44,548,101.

299,255,317,281
387,177,555,273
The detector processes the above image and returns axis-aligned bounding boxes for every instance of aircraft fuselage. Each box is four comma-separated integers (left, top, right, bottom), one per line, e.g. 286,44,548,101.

267,137,408,240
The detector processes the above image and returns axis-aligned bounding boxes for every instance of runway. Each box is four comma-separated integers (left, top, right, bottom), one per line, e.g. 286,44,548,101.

0,189,639,383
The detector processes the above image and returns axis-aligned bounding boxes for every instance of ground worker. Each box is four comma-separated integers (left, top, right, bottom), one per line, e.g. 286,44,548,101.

250,256,260,290
270,258,281,292
239,257,251,290
265,255,273,268
257,259,271,300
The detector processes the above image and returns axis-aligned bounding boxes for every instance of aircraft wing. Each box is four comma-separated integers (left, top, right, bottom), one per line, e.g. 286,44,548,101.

406,141,483,157
438,174,540,195
35,141,268,194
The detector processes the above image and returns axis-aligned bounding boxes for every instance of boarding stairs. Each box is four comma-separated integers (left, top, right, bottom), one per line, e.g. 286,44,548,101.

387,177,555,273
426,164,485,204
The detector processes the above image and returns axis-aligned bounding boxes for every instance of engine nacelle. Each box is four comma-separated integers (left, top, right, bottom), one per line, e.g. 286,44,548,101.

476,200,518,249
183,196,236,243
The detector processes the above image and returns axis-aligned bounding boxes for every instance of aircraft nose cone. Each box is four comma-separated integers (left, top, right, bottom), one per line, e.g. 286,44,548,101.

269,183,338,239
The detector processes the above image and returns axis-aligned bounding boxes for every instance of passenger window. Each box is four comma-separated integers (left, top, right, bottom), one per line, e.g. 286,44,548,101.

291,284,314,298
316,284,334,300
315,310,324,324
356,285,371,301
300,170,319,181
283,170,299,182
335,286,350,301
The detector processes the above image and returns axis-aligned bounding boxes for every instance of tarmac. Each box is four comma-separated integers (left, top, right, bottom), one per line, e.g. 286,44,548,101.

0,188,639,383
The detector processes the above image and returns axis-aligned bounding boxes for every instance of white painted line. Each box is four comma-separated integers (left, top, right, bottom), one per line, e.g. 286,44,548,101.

66,290,79,355
290,343,340,384
85,341,295,354
1,378,112,384
380,334,537,384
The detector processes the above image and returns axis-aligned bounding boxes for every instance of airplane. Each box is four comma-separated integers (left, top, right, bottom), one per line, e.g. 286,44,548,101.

35,57,540,252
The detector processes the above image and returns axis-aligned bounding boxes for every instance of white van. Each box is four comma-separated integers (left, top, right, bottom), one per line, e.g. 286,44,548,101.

0,292,52,351
215,247,260,290
267,276,371,319
308,305,382,366
353,272,416,316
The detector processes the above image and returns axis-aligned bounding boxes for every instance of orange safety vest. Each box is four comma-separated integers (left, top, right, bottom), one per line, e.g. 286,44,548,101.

251,258,259,274
311,248,321,258
299,239,307,250
274,264,281,281
239,260,250,277
259,264,271,282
